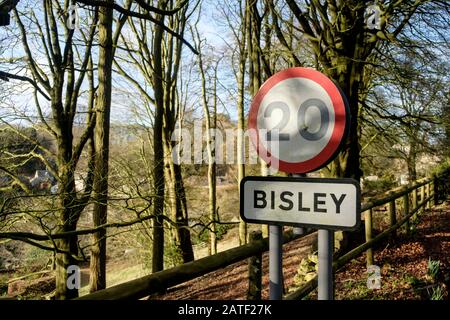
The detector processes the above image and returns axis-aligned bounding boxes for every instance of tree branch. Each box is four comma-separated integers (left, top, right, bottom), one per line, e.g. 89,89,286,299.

0,166,31,193
75,0,198,54
0,215,155,241
76,0,188,15
0,71,51,101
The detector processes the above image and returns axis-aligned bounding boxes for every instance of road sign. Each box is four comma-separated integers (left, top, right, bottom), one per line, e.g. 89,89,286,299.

248,67,349,174
240,176,360,231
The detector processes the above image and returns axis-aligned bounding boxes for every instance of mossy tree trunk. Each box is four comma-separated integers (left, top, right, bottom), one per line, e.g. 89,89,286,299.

151,9,166,273
161,2,194,263
89,0,113,293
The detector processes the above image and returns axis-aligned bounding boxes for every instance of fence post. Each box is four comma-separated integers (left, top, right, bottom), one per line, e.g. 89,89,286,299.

403,193,410,235
430,181,434,207
426,182,431,209
388,199,397,240
433,176,439,205
365,209,374,267
247,230,262,300
420,185,425,213
412,186,418,221
413,186,418,208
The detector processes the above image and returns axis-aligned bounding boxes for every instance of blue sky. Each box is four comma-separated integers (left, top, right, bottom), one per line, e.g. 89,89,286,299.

2,1,448,128
0,0,237,126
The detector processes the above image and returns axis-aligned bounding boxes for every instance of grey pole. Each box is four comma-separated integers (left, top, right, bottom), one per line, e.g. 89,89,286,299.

318,229,334,300
268,136,283,300
292,173,306,235
293,227,305,236
269,225,283,300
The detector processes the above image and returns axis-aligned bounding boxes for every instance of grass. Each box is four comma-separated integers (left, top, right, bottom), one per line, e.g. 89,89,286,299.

343,280,373,299
431,286,444,300
427,258,440,280
77,228,240,298
78,263,147,297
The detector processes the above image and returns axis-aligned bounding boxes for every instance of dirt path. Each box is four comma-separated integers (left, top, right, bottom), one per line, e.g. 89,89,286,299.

155,199,450,300
156,232,317,300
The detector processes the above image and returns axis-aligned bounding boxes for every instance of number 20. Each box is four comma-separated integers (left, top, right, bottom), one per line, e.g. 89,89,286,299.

264,99,329,141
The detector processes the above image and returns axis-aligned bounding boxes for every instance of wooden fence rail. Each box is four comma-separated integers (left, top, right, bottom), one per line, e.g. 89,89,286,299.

77,174,448,300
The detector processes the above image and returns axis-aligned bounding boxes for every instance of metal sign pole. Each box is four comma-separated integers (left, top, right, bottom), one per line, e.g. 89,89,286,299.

318,229,334,300
268,137,283,301
292,173,306,235
269,225,283,300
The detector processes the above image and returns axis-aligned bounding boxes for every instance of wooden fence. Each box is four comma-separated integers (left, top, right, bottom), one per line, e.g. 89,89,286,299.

77,174,447,300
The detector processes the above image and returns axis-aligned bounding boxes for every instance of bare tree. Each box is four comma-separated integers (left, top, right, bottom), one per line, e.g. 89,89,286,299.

0,0,99,299
115,0,197,269
89,0,129,293
266,0,449,181
218,0,249,245
192,22,222,254
363,50,448,181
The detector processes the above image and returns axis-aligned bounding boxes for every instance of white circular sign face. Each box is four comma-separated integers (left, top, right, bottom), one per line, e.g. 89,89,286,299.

248,67,348,174
257,77,336,163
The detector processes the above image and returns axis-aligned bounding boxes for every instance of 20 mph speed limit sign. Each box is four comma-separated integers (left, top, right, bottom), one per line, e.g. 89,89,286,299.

248,67,350,174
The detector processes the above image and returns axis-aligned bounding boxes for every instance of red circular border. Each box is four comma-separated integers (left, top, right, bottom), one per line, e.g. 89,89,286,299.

248,67,347,174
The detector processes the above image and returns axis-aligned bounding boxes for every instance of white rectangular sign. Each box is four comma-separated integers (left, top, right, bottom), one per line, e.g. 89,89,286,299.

240,177,361,230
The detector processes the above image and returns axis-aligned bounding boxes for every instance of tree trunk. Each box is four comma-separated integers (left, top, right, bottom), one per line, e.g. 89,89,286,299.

55,164,79,300
208,153,217,255
52,83,80,299
172,163,194,262
151,12,166,273
55,240,76,300
89,0,113,292
160,2,193,264
164,138,194,263
324,47,365,181
237,55,247,245
202,92,217,256
246,0,270,237
315,10,367,253
407,144,417,182
195,31,218,255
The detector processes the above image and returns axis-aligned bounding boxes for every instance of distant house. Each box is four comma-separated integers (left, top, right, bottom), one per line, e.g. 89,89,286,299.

50,174,85,194
50,184,58,194
30,170,55,190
